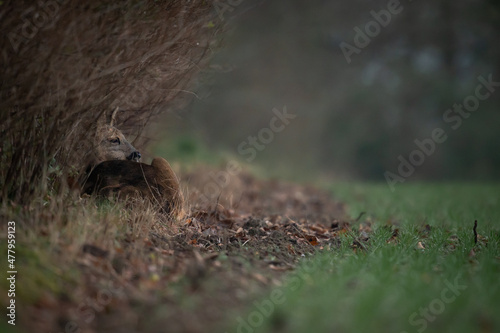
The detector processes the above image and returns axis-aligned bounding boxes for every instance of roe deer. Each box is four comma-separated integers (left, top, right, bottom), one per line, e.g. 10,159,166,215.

85,107,141,168
81,108,184,217
82,157,184,217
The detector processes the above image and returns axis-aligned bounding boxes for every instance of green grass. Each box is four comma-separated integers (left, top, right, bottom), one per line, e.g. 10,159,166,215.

331,182,500,227
228,183,500,333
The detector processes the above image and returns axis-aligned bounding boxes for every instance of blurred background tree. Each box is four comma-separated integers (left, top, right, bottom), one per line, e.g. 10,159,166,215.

156,0,500,181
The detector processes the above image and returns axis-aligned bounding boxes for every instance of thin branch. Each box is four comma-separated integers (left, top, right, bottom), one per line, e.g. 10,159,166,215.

473,220,478,245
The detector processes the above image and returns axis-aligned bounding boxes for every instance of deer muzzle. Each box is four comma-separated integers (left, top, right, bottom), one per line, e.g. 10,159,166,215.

127,151,141,162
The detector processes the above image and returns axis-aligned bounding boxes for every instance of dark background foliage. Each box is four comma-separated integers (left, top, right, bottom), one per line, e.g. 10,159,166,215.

171,0,500,181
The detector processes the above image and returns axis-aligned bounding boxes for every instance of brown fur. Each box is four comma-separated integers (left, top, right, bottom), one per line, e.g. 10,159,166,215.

81,158,184,218
87,124,141,168
79,108,141,171
79,109,183,217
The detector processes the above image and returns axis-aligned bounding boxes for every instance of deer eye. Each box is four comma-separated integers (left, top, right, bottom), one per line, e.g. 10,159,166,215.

110,138,121,145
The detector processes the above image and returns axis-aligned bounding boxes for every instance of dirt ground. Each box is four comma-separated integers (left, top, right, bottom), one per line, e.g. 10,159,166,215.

21,168,350,333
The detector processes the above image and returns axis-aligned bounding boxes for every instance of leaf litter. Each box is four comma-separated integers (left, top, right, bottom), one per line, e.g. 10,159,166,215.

22,168,353,333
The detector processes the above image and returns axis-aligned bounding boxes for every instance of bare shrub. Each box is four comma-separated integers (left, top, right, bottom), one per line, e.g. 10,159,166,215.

1,0,220,203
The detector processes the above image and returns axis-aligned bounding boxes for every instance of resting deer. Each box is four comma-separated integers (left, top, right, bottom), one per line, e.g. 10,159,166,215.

80,108,184,217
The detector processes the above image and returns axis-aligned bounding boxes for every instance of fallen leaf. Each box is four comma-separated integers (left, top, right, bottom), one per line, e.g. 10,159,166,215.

305,235,319,246
269,264,292,271
82,244,109,258
252,273,268,284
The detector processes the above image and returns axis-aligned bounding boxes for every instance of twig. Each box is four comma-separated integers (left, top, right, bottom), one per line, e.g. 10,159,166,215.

473,220,478,244
355,212,366,222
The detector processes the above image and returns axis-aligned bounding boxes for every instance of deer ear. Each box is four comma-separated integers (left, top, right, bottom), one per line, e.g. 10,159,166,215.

95,109,108,129
109,107,119,127
93,109,111,145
